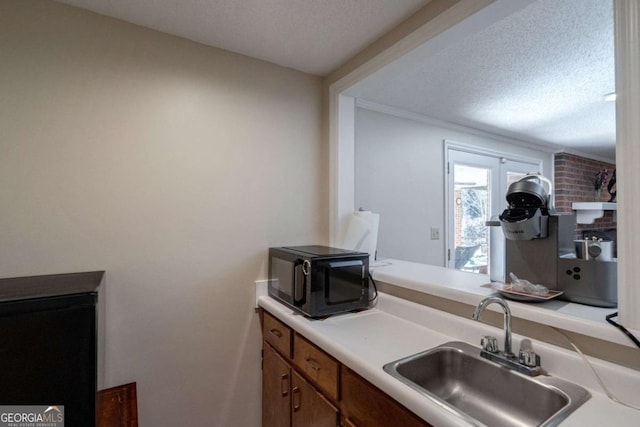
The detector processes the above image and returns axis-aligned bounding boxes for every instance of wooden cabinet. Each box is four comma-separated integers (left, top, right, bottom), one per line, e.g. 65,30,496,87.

342,418,357,427
341,367,431,427
264,311,293,358
262,310,431,427
291,370,338,427
263,311,338,427
293,334,340,401
263,343,291,427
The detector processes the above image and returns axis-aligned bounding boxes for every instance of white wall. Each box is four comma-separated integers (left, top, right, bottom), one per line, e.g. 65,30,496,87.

0,1,325,425
355,106,552,265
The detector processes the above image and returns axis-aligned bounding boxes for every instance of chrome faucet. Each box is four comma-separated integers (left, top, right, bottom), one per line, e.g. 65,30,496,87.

472,296,543,376
472,296,513,357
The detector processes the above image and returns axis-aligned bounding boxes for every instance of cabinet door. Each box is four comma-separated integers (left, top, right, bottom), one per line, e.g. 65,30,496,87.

263,342,292,427
291,370,338,427
342,418,358,427
341,368,432,427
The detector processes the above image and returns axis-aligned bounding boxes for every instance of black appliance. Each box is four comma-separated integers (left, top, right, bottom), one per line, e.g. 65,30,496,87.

0,271,104,426
268,246,370,318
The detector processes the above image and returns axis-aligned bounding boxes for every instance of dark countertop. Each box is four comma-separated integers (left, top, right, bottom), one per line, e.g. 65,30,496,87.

0,271,105,302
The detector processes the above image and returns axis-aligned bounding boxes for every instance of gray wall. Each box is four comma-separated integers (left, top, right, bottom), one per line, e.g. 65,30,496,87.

355,107,552,265
0,1,326,425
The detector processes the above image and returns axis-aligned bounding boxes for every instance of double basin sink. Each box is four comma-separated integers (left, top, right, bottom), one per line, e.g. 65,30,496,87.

383,341,591,427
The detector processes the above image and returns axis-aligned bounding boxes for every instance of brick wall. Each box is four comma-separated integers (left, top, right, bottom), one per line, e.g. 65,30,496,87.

554,152,616,235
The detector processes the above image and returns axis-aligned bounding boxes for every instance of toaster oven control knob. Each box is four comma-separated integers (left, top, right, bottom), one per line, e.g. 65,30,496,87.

302,260,311,276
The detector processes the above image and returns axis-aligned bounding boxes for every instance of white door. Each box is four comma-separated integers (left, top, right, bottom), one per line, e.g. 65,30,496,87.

446,147,540,276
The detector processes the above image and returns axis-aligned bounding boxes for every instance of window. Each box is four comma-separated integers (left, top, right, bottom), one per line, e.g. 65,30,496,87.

446,144,541,277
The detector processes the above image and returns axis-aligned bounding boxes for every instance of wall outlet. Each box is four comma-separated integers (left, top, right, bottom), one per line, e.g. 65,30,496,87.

430,227,440,240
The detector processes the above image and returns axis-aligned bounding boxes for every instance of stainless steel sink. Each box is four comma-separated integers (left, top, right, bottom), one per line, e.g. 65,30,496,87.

383,341,590,427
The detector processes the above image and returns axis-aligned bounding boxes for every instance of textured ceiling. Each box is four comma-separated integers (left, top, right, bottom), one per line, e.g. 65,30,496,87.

348,0,616,160
55,0,616,160
55,0,429,76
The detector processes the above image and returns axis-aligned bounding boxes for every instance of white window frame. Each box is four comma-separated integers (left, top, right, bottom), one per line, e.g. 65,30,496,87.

444,141,542,277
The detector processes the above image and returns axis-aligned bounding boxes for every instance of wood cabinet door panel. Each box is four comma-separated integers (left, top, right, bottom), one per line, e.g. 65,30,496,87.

291,370,338,427
341,368,432,427
342,418,357,427
263,342,292,427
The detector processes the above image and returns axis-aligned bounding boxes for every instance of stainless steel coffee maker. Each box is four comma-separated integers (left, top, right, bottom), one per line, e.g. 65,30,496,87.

496,174,617,308
557,234,617,308
499,174,552,241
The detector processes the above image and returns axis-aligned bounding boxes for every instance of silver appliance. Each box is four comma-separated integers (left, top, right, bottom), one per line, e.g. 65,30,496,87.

558,233,617,307
499,174,552,240
574,238,614,261
503,214,576,291
495,174,617,308
557,257,617,308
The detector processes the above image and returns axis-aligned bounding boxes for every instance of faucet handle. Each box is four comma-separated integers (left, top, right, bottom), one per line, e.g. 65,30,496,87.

518,349,541,367
481,336,499,353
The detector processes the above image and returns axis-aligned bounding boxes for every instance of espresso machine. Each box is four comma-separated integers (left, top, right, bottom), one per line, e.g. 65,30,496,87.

496,174,617,308
557,235,617,308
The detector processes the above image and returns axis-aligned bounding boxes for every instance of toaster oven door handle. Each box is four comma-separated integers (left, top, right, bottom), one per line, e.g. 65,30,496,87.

293,259,307,307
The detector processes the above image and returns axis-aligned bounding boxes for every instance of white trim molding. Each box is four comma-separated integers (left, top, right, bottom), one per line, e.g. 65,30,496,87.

614,0,640,330
329,94,356,246
356,98,560,154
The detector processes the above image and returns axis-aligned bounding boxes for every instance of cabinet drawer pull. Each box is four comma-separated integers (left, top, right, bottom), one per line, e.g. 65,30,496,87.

269,328,283,338
305,357,322,371
280,373,289,397
292,386,301,411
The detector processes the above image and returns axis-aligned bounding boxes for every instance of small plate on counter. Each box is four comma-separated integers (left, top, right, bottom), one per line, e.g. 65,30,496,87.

481,283,563,302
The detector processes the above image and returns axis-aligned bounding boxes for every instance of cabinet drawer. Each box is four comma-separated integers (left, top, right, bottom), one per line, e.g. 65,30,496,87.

263,311,292,359
293,334,340,401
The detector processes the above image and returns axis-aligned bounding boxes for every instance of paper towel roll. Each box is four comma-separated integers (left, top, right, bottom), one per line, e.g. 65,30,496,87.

341,211,380,260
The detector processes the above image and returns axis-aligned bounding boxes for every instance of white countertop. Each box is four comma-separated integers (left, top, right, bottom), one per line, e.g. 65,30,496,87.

258,291,640,427
371,259,637,348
